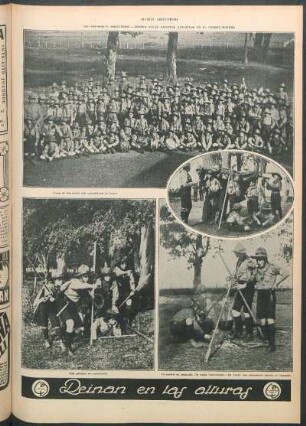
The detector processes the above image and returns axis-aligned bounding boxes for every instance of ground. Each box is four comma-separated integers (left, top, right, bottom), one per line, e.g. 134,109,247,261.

23,45,293,188
22,310,154,370
22,281,154,370
159,291,292,371
24,151,193,188
169,198,293,238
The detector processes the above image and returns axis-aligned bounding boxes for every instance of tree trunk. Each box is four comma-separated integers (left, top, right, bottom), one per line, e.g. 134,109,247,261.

193,260,202,289
33,273,37,295
132,231,141,274
193,235,204,290
106,31,119,83
167,32,178,82
243,33,249,64
262,33,272,60
138,222,154,287
254,33,264,49
56,253,66,275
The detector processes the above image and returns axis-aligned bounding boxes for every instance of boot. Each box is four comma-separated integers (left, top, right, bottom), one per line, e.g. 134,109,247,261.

258,324,268,341
244,317,254,342
267,324,276,352
42,328,51,348
120,317,130,335
59,340,67,353
230,316,242,339
65,332,74,355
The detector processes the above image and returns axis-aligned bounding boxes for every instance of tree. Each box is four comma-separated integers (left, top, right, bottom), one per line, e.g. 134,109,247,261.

254,33,273,62
243,33,252,64
167,32,178,82
160,206,210,291
105,31,119,82
262,33,272,60
104,31,142,83
23,200,155,297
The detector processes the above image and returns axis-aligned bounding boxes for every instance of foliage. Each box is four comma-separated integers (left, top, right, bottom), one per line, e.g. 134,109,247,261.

260,213,293,263
23,199,155,271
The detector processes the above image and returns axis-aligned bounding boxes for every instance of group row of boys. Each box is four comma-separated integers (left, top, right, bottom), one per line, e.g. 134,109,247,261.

24,73,293,161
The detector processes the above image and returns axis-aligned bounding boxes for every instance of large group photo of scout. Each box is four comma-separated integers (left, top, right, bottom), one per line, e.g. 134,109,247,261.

159,201,293,372
167,150,293,238
22,199,155,371
23,30,294,188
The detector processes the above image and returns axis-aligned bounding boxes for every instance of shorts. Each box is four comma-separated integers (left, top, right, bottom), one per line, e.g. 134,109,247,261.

271,192,282,212
256,290,276,319
232,285,255,313
36,302,61,329
58,299,84,328
247,198,259,214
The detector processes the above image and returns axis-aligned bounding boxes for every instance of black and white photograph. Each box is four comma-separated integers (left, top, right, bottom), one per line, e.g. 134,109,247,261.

167,150,293,238
159,201,293,371
23,31,294,188
0,252,9,306
22,198,155,370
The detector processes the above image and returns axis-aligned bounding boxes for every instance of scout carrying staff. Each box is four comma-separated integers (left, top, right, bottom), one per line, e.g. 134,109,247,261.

91,266,122,341
230,242,257,341
57,264,99,354
33,273,66,351
113,258,136,335
252,247,283,352
179,163,194,224
263,172,283,219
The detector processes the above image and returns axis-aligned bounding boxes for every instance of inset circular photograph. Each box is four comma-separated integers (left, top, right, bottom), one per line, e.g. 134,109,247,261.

167,150,294,238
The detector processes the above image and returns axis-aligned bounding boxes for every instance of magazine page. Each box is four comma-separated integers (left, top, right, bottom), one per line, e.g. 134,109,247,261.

11,4,302,424
0,2,11,424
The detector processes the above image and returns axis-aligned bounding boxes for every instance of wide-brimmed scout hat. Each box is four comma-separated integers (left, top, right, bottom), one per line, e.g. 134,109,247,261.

233,242,246,254
272,172,283,180
252,247,268,259
75,264,90,277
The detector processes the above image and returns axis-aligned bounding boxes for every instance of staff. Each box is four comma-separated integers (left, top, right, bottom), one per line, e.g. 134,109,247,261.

90,241,97,346
218,251,264,339
205,276,233,362
218,171,231,230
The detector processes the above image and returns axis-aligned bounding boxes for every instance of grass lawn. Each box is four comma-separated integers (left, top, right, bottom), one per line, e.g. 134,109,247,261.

169,198,293,238
22,310,154,370
158,291,292,372
24,151,193,188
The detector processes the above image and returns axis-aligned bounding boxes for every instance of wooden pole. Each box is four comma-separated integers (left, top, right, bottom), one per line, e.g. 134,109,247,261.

90,242,97,346
218,173,231,230
205,281,232,362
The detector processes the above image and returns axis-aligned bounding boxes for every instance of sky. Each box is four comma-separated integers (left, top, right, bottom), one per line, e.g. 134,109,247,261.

159,202,293,290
